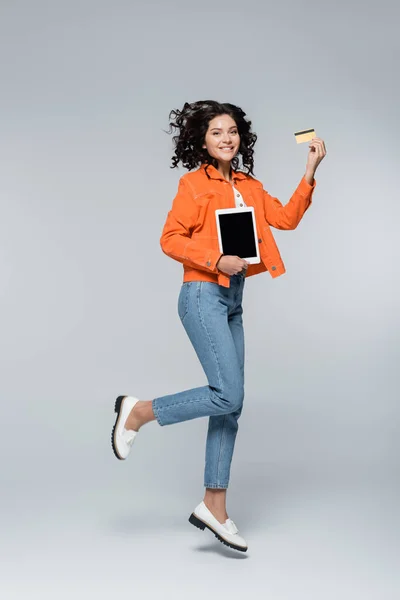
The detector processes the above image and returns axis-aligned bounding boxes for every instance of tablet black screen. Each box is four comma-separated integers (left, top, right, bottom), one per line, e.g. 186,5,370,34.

218,211,257,258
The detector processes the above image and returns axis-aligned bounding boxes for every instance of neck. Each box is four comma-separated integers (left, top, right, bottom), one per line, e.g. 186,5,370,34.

217,161,232,183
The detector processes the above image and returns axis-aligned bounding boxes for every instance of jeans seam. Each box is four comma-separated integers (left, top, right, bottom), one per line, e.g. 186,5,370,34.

204,483,228,489
153,395,213,412
197,282,223,391
216,414,227,486
151,401,163,426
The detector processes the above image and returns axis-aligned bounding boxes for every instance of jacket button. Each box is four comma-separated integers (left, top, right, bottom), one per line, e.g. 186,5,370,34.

206,261,211,267
271,266,276,271
258,238,262,243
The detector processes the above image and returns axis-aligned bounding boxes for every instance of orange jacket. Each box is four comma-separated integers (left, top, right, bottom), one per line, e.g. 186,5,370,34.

160,163,316,288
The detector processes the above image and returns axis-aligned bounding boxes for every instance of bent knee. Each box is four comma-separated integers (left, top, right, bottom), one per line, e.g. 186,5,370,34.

219,387,244,414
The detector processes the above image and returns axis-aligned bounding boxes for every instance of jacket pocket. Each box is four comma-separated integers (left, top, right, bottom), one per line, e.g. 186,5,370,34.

194,190,224,206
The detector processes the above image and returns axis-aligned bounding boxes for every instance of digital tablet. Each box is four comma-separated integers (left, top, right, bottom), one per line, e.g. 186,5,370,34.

215,207,260,264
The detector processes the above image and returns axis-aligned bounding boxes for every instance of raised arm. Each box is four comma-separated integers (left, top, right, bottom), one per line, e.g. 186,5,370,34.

263,175,316,230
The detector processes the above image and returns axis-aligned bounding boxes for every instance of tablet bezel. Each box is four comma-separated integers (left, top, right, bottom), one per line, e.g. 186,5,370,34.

215,206,261,264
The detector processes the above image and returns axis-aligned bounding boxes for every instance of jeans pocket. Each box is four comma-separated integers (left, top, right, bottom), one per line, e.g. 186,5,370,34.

177,282,191,321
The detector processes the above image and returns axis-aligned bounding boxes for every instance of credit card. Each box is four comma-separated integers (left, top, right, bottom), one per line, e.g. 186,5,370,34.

294,128,316,144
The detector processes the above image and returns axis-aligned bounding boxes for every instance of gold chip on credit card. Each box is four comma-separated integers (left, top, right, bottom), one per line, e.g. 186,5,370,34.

294,128,316,143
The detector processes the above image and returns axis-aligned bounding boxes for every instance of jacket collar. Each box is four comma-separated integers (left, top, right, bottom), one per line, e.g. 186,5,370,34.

200,163,248,183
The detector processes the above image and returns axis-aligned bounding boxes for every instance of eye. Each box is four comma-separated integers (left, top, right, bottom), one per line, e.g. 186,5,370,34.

213,131,220,136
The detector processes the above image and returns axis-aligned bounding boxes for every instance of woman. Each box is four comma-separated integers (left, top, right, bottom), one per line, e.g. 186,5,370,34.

111,100,326,552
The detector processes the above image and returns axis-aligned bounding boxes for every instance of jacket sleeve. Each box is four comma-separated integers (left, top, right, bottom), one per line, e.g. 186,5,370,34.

263,176,316,230
160,177,223,273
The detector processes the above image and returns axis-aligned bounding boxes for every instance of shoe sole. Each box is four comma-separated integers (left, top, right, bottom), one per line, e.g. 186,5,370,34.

188,513,248,552
111,395,128,460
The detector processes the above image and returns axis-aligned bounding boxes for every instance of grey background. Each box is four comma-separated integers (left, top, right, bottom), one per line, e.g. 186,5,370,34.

0,0,398,598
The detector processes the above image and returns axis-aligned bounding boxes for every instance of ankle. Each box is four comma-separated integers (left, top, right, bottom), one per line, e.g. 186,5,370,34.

134,400,155,428
203,496,227,512
203,500,228,523
204,489,226,501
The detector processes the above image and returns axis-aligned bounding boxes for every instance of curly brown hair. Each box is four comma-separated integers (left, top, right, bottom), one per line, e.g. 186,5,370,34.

167,100,257,176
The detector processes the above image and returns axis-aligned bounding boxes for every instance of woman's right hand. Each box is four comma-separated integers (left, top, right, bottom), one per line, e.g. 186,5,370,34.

216,255,249,275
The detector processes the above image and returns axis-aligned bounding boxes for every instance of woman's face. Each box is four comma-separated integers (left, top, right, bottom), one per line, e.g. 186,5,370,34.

203,114,240,164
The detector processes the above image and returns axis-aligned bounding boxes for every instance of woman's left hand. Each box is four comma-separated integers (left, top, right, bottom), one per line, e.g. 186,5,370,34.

306,137,327,173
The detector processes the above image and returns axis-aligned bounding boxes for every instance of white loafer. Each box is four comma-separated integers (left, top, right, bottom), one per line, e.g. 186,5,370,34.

189,501,248,552
111,395,140,460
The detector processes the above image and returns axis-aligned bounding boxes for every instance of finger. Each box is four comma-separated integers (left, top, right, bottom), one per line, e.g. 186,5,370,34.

313,139,326,152
309,142,322,153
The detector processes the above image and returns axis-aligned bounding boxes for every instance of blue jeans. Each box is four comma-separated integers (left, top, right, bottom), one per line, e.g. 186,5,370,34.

152,273,245,489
